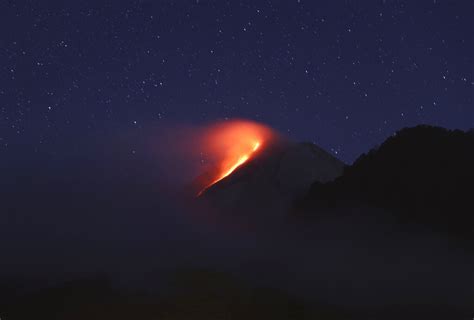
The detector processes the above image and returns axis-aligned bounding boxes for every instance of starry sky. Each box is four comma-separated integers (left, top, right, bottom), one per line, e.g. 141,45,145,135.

1,0,472,164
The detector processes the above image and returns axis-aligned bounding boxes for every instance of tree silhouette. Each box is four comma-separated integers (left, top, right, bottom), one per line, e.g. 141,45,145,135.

298,125,474,239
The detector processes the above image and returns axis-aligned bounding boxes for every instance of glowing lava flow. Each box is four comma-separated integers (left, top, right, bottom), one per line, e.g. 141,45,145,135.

197,141,261,196
193,120,276,197
216,141,260,182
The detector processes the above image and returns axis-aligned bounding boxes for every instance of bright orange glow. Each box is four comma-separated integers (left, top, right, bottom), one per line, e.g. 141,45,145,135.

215,141,259,181
196,121,274,196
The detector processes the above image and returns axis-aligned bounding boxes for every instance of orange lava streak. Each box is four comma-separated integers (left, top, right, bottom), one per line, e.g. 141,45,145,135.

216,141,260,182
197,141,260,196
196,121,274,196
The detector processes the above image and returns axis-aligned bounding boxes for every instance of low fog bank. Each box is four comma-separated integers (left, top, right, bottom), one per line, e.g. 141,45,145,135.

1,161,471,312
1,133,472,316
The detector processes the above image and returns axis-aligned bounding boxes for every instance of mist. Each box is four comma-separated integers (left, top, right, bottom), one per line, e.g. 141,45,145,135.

1,127,471,314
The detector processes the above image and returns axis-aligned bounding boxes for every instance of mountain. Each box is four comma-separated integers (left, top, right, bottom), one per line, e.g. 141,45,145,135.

194,140,344,223
468,128,474,137
297,125,474,239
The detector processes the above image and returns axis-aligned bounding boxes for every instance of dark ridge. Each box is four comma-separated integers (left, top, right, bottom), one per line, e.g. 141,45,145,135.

297,125,474,239
1,272,467,320
0,271,340,320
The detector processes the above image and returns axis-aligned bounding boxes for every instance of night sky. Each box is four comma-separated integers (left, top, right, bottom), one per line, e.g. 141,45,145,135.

0,2,473,315
1,0,472,163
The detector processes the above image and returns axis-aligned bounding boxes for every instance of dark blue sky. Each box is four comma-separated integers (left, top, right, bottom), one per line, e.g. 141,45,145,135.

1,0,472,163
0,3,473,310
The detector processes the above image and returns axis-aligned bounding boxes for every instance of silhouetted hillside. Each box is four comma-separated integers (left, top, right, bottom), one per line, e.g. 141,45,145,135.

1,271,467,320
0,271,345,320
298,125,474,239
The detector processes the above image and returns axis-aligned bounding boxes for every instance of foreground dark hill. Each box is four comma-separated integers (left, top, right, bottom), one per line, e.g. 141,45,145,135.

298,125,474,239
1,271,467,320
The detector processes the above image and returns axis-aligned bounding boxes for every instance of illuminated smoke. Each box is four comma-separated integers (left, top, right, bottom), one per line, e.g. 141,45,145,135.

196,120,276,195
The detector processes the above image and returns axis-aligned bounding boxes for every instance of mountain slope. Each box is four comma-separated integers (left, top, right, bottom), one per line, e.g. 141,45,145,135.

195,140,344,222
297,125,474,239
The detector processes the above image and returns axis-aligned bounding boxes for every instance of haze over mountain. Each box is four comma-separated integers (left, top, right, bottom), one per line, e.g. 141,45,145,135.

187,125,474,319
195,125,473,241
1,125,472,319
195,139,344,223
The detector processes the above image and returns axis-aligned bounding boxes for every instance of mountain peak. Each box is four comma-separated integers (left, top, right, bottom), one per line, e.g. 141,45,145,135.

194,141,344,223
